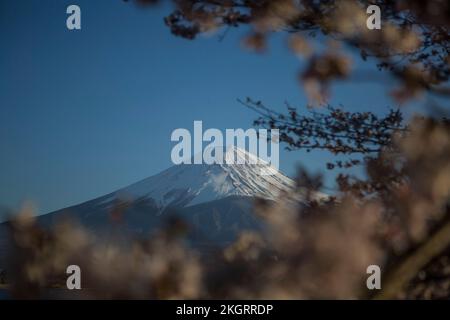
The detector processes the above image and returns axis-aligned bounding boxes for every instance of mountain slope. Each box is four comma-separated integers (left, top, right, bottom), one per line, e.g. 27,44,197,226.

38,195,261,246
0,147,325,267
97,146,294,211
32,147,295,243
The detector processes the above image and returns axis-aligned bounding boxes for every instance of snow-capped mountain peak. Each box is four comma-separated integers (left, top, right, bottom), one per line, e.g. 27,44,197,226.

112,146,294,210
6,147,325,249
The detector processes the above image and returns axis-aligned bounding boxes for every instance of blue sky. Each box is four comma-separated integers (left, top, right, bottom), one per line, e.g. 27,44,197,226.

0,0,418,215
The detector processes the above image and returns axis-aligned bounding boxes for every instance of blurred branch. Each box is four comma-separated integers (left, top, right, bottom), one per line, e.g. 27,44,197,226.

374,213,450,300
239,97,407,157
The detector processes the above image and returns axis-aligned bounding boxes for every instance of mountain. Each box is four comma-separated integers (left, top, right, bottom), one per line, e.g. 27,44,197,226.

34,147,294,242
0,147,325,261
105,146,294,210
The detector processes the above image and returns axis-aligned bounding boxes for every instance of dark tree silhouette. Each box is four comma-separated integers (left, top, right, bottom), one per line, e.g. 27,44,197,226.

156,0,450,99
240,97,405,155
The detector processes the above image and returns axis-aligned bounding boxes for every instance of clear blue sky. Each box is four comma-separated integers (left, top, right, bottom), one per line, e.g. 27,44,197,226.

0,0,416,215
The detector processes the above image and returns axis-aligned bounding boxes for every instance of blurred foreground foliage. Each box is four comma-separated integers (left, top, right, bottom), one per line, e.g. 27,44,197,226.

3,116,450,299
128,0,450,105
3,0,449,299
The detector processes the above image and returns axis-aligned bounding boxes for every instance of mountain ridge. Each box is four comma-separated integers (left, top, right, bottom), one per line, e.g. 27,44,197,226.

96,146,295,212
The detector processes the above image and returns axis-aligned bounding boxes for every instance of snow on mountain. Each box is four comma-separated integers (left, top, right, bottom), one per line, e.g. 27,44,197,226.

0,147,327,259
105,146,295,211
